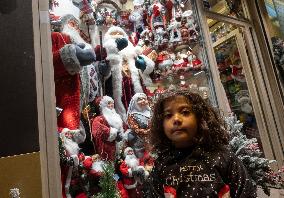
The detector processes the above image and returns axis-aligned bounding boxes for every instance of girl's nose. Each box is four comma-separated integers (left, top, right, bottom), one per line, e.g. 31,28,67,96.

173,114,182,125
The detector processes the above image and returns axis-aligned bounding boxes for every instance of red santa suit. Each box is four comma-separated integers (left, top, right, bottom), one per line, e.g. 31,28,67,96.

103,26,155,121
119,147,149,198
91,96,124,161
52,31,81,131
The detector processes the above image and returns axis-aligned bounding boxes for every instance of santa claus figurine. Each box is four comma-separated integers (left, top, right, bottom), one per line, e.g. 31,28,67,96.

119,147,149,197
103,26,155,121
91,96,124,161
126,93,152,158
59,128,86,198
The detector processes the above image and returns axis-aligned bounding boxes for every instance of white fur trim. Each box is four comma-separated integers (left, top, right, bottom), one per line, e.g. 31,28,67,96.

61,128,70,134
105,36,145,121
164,193,175,198
108,127,118,142
140,54,154,86
71,154,79,166
124,181,137,189
128,168,133,177
104,39,119,55
135,46,143,55
60,44,82,75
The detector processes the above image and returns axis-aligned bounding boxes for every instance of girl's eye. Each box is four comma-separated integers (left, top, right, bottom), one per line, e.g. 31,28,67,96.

181,110,190,115
163,113,172,119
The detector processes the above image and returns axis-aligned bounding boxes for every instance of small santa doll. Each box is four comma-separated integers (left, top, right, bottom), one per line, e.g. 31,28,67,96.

119,147,149,197
59,128,86,198
91,96,124,161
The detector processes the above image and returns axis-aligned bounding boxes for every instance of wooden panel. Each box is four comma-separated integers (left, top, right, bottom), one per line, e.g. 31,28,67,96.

0,0,40,157
0,152,42,198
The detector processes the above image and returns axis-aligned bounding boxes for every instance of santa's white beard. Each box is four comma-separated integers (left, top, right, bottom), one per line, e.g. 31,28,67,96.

63,138,80,156
92,161,105,173
125,154,139,169
102,108,123,130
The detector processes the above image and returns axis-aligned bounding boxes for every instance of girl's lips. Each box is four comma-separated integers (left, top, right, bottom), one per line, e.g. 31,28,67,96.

172,129,185,134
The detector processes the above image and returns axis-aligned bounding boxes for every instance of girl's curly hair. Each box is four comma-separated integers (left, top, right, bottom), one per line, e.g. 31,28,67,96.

150,90,229,152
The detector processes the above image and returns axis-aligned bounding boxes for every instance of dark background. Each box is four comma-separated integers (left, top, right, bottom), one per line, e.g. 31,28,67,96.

0,0,40,157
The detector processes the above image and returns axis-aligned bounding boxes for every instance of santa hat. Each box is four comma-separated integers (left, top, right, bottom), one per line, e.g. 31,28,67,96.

82,156,93,170
124,147,134,157
156,52,173,70
164,186,177,198
104,26,128,42
99,96,114,109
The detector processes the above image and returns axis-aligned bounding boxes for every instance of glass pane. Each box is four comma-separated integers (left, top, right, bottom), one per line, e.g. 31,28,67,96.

49,0,217,196
262,0,284,89
203,0,247,19
209,19,263,150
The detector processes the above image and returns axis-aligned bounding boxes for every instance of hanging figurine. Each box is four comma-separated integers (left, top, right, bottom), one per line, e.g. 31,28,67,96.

118,10,132,32
129,0,145,34
172,51,189,72
94,7,106,26
149,0,166,30
167,18,182,46
186,49,202,70
182,10,199,42
156,50,174,76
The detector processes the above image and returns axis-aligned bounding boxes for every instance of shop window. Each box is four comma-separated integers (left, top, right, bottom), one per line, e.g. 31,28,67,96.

203,0,247,19
262,0,284,87
209,20,263,151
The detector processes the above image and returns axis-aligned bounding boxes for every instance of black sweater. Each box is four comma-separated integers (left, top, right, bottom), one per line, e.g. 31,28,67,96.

143,146,257,198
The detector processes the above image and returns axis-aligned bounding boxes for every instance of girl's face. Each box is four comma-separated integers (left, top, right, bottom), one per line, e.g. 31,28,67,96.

162,95,198,148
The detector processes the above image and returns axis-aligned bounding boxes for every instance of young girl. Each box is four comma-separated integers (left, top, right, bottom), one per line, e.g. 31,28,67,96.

144,90,256,198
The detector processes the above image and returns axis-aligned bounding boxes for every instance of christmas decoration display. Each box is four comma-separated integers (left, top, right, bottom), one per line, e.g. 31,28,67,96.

48,0,282,197
225,115,284,195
